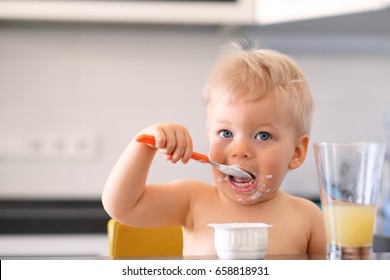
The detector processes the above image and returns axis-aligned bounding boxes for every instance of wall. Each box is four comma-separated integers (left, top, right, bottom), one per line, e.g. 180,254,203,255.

0,8,389,200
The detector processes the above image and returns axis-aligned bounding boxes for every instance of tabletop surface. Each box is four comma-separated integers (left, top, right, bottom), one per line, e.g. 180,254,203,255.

2,252,390,260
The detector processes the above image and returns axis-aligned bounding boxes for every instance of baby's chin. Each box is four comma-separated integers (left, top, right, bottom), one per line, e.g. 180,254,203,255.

216,185,269,205
215,172,275,205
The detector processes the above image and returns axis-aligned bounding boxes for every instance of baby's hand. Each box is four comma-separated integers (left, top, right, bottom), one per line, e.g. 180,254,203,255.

137,123,193,164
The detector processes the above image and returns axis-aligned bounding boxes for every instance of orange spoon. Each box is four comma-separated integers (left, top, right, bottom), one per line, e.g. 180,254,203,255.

135,134,252,179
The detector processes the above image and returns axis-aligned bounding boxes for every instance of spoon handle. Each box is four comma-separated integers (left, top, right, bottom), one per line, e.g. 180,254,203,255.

135,134,209,163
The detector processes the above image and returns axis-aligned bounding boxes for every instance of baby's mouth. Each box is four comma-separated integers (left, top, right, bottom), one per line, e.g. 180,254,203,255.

228,172,257,193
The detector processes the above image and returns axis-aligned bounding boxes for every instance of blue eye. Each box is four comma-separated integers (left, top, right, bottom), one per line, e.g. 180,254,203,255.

218,130,233,139
256,132,271,141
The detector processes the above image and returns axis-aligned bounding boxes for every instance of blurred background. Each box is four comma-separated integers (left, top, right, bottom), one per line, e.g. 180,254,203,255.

0,0,390,256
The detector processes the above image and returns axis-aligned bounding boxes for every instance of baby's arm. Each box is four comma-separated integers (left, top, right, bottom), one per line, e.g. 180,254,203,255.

102,123,194,227
307,204,327,254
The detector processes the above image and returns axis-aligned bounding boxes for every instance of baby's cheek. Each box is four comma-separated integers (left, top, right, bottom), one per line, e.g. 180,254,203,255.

209,147,226,163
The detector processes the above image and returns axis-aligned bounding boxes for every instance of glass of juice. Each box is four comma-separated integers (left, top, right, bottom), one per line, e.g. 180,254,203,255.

314,142,385,259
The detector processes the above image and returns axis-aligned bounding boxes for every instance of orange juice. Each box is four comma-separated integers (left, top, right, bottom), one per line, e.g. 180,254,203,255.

322,204,376,247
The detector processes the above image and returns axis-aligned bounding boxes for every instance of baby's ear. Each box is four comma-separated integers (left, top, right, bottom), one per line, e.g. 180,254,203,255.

288,135,309,170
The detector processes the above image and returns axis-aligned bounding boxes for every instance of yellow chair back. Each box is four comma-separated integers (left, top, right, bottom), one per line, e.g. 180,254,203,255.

107,219,183,257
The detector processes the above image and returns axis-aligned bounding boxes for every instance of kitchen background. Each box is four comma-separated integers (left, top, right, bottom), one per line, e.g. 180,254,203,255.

0,1,390,256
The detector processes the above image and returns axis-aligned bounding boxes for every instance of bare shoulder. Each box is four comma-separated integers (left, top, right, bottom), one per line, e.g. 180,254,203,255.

167,178,214,192
280,193,327,254
279,192,322,218
164,178,215,200
278,192,326,253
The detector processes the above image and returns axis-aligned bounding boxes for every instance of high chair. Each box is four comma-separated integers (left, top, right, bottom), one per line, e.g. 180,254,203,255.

107,219,183,257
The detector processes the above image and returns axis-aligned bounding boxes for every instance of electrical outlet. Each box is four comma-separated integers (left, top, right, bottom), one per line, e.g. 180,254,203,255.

24,134,48,157
70,134,97,158
1,133,98,160
47,134,71,158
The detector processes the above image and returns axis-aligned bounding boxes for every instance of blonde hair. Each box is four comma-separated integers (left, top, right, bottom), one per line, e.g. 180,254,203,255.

203,41,313,135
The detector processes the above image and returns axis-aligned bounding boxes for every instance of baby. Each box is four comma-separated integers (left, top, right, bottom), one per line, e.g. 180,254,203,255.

102,42,326,256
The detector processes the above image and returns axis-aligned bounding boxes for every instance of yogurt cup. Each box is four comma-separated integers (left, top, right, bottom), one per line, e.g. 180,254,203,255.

208,222,271,260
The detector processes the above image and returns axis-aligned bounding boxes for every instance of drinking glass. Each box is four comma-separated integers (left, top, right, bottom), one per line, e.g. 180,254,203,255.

314,142,385,259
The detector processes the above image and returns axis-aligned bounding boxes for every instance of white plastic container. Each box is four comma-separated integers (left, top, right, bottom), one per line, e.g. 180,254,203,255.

208,223,271,260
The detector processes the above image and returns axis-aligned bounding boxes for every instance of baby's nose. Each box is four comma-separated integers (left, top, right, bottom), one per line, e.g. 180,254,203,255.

231,138,252,158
